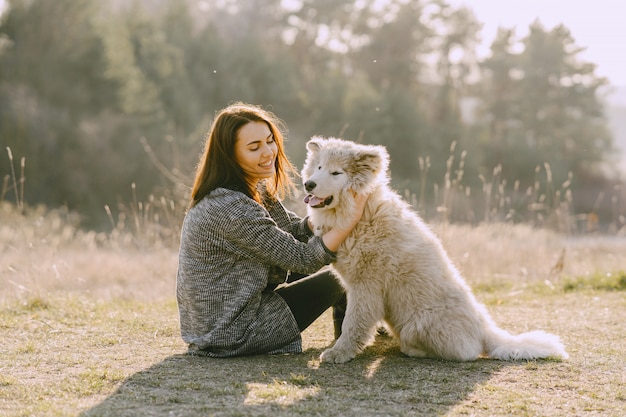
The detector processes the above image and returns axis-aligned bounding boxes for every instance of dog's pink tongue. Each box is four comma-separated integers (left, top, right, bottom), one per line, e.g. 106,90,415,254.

304,194,324,207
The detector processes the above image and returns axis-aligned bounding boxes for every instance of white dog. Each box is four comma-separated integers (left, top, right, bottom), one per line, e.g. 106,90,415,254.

301,137,568,363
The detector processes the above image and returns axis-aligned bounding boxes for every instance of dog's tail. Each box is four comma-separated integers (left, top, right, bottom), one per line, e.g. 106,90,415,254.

484,327,569,360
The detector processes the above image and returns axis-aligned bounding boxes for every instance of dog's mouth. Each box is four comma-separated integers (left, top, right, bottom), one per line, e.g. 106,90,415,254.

304,194,334,209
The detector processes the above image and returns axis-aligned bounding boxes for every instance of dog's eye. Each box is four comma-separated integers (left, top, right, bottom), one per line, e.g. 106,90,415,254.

332,171,343,176
317,166,322,170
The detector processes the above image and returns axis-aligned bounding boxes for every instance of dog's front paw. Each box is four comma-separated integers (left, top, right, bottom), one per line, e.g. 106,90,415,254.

320,347,356,364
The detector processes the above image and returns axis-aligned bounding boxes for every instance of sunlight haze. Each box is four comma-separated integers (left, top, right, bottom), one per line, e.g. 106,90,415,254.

449,0,626,87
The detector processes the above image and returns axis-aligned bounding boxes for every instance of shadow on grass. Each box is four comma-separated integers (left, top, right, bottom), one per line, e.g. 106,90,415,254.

80,335,519,417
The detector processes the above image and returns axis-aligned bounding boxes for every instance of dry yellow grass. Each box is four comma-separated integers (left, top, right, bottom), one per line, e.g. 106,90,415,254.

1,202,177,303
1,202,626,416
434,222,626,288
3,201,625,303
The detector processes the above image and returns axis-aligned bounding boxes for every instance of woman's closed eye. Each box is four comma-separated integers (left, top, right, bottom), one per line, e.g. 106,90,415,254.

249,138,275,151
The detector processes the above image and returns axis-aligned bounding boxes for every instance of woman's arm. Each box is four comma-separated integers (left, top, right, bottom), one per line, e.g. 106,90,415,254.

210,189,368,273
216,193,334,273
320,192,369,252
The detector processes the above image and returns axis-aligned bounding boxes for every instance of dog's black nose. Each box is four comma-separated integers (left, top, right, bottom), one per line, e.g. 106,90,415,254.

304,180,316,192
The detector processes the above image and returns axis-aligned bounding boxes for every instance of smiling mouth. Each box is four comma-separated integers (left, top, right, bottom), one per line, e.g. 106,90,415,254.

259,160,274,168
304,194,334,208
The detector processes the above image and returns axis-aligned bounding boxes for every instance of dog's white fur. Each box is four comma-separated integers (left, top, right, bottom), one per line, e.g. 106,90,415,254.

301,137,569,363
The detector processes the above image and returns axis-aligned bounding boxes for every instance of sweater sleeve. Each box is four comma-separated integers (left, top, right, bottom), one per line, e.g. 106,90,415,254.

265,197,314,242
212,191,335,274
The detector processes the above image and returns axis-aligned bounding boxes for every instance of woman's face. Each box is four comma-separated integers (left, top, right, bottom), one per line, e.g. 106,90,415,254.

234,121,278,186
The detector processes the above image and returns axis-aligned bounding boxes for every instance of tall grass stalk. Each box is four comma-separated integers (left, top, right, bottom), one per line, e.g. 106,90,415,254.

416,142,595,234
4,147,25,214
103,182,186,250
417,155,430,214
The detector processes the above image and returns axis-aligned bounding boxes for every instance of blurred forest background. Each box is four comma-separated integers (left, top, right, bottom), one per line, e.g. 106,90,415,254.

1,0,624,233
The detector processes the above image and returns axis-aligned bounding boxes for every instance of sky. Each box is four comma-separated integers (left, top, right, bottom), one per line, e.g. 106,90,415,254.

449,0,626,88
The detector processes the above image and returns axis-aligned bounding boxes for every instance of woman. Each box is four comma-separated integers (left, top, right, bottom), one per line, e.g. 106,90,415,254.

176,102,368,357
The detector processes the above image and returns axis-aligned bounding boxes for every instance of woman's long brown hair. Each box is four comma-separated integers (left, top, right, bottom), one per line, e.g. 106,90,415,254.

189,103,297,208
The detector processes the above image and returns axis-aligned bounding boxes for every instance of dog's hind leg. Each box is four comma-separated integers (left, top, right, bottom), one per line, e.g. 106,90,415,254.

320,284,383,363
396,321,430,358
399,330,428,358
399,340,429,358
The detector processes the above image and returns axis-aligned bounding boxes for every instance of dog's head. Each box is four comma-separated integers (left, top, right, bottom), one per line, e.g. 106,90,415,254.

301,136,389,210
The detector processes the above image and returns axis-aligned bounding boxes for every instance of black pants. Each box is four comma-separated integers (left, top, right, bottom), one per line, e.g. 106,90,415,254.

275,269,346,338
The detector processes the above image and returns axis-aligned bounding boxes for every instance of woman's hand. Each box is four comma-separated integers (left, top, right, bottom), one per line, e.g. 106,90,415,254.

321,190,369,252
346,190,369,228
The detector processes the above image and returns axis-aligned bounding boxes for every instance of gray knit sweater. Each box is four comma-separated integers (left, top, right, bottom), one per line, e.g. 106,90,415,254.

176,187,336,357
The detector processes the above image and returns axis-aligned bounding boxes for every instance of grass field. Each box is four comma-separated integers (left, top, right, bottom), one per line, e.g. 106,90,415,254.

1,203,626,416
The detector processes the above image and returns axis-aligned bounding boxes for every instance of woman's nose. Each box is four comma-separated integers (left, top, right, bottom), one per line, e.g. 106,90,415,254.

261,143,275,156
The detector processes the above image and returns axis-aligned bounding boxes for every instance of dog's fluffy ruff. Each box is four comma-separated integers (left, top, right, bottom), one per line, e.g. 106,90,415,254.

301,137,569,363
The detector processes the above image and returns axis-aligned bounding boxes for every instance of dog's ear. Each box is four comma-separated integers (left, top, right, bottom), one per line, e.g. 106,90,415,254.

356,145,389,173
348,144,389,193
306,136,324,153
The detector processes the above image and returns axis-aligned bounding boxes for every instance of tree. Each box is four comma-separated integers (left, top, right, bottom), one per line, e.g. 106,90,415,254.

348,0,482,187
477,21,615,220
0,0,619,228
479,21,613,185
0,0,117,214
